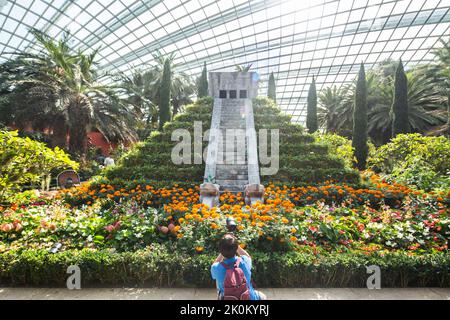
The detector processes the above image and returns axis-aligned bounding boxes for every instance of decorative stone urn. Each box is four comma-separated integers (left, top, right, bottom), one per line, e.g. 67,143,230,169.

200,183,220,208
244,184,265,205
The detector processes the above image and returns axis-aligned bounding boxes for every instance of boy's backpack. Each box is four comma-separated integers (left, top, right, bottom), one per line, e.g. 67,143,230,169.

221,258,250,300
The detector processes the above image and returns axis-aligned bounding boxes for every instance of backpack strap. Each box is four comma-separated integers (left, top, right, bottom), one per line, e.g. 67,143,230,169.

221,258,241,270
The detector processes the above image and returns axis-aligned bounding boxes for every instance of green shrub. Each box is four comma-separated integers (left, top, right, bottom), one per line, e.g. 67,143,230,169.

314,133,376,169
0,131,78,202
369,134,450,191
0,247,448,287
105,97,359,185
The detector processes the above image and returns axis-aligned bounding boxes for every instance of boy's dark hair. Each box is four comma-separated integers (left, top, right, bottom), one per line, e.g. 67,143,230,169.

219,234,239,259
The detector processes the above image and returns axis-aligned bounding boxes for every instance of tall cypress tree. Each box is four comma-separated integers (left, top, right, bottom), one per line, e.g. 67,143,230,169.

197,62,208,98
352,63,369,171
268,72,277,102
392,60,410,137
306,76,318,133
159,58,172,131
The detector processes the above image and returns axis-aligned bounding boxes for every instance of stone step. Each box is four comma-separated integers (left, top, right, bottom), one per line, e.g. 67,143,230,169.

220,118,245,122
221,115,245,119
221,114,245,117
217,151,246,155
217,161,247,166
220,111,245,119
216,174,249,181
222,109,244,112
221,100,245,105
216,179,249,186
221,121,244,124
216,168,248,176
216,164,248,170
217,156,247,162
220,185,245,193
218,144,247,148
220,126,246,129
217,153,247,158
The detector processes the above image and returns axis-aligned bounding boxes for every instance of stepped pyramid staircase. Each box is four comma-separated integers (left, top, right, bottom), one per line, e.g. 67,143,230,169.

215,99,249,192
201,72,263,207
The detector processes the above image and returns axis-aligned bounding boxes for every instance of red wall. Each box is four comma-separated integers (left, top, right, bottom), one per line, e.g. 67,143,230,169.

87,132,117,156
8,125,117,156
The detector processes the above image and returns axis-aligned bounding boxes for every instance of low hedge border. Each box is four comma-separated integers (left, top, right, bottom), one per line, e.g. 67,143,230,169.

0,248,448,288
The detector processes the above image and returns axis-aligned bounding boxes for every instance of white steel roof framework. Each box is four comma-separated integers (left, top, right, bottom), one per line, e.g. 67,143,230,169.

0,0,449,123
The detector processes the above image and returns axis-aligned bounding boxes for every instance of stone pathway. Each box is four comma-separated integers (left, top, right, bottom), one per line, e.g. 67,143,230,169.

0,288,448,300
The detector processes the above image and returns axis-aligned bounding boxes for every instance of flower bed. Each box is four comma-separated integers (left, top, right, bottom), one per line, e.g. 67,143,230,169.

1,173,448,287
1,181,448,255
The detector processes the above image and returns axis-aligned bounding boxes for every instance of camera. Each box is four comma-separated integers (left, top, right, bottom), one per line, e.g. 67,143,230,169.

226,217,237,232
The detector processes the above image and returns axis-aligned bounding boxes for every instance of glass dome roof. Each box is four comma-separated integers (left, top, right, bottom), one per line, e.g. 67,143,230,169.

0,0,449,122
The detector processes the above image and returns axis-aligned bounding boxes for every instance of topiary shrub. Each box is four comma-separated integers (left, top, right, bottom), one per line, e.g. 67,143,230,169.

105,97,359,186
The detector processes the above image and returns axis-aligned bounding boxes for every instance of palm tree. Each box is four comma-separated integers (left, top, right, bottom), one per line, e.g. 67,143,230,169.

318,59,447,145
318,86,344,133
147,51,194,121
171,75,194,117
0,29,136,157
119,70,158,139
421,38,450,136
235,64,252,72
368,71,446,144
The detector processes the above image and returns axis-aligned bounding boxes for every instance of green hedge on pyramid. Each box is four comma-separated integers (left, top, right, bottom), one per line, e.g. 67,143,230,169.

104,97,359,186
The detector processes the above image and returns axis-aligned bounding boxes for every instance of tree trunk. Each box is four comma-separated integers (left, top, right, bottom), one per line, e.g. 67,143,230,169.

68,97,90,158
51,114,68,149
173,100,180,117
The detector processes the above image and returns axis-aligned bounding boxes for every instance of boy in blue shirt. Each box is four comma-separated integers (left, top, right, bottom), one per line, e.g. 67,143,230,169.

211,234,267,300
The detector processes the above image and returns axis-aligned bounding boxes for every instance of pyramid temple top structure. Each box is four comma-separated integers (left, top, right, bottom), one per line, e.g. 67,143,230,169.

208,72,259,100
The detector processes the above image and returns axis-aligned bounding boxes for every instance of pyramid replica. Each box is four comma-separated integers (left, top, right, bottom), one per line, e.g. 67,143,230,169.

200,72,265,207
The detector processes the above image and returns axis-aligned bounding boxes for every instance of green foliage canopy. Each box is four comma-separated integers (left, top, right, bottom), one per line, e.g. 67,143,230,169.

0,131,78,201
